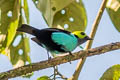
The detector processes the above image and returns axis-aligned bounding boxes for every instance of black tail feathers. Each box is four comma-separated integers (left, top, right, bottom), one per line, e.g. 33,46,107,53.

17,24,37,35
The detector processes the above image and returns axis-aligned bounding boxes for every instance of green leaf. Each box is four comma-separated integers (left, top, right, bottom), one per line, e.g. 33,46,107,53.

106,0,120,32
0,0,20,52
5,0,20,47
33,0,87,32
37,76,50,80
0,0,15,34
34,0,73,26
100,64,120,80
9,33,31,67
33,0,39,4
0,0,16,52
23,0,29,23
53,0,87,32
0,0,30,67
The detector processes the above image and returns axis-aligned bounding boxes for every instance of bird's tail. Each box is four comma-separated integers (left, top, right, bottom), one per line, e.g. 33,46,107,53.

17,24,38,35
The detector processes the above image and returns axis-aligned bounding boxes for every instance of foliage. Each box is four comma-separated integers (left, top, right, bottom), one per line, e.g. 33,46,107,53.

33,0,87,32
100,65,120,80
37,76,50,80
0,0,30,67
106,0,120,32
0,0,120,80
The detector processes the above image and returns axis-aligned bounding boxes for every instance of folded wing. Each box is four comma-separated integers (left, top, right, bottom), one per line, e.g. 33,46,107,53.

51,32,78,52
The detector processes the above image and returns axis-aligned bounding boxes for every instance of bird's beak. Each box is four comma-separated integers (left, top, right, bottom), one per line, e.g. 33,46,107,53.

85,36,93,40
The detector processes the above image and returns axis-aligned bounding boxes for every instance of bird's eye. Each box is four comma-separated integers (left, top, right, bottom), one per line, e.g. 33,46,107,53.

81,32,85,35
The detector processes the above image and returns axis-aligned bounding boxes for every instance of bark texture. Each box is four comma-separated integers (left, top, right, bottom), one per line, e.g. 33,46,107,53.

0,42,120,80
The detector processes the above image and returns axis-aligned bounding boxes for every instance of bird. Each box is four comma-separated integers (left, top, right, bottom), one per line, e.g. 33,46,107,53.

17,24,92,59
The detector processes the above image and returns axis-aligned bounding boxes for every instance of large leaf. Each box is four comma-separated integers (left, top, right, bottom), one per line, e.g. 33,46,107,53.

0,0,15,52
100,64,120,80
0,0,14,34
0,0,20,52
6,0,20,47
106,0,120,32
0,0,30,67
52,0,87,32
33,0,87,32
9,33,30,68
34,0,73,26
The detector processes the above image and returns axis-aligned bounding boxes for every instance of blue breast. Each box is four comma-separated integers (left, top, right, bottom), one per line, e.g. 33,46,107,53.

51,32,78,52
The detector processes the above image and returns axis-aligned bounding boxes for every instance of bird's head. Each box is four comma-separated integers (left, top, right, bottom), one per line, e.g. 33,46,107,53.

72,31,92,41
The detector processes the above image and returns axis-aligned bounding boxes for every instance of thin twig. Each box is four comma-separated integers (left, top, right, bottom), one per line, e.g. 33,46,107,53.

57,71,67,80
55,66,68,80
69,0,108,80
50,66,67,80
0,42,120,80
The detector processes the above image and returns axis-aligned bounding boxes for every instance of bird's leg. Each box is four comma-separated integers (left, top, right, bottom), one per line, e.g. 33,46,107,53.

68,52,74,64
69,51,73,56
47,50,51,60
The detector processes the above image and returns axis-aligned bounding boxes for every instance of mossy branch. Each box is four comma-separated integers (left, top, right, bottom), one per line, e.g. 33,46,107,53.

0,42,120,80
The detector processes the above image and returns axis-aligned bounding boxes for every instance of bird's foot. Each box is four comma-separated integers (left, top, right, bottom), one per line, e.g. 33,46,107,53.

48,56,52,60
68,52,74,64
47,51,52,60
69,52,73,56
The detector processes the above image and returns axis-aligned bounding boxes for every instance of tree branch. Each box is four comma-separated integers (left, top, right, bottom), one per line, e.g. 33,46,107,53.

0,42,120,80
69,0,108,80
